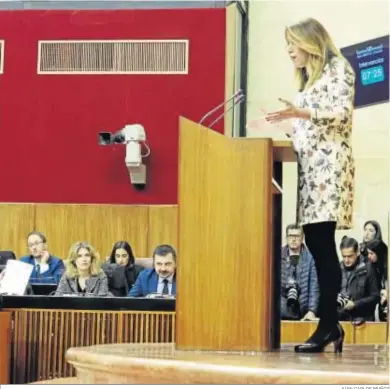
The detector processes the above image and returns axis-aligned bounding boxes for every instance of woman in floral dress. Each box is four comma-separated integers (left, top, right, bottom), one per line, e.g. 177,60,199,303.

266,18,355,353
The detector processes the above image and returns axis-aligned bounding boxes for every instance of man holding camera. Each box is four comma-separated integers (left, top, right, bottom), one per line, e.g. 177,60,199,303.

281,224,319,321
338,236,380,322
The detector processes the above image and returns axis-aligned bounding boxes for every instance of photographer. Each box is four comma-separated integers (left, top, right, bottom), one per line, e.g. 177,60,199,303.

338,236,380,322
281,224,319,321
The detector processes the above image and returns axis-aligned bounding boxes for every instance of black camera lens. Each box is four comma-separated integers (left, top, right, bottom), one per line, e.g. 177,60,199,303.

98,132,113,145
113,133,125,143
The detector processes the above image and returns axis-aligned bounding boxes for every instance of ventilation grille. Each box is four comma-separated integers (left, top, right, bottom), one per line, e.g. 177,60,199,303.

37,40,189,75
0,41,4,74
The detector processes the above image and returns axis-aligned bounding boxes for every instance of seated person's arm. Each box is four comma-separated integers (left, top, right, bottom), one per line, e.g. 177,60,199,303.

350,268,380,312
95,274,112,297
380,288,387,305
305,258,319,319
54,275,72,296
53,260,65,284
379,289,388,321
23,256,64,284
129,274,143,297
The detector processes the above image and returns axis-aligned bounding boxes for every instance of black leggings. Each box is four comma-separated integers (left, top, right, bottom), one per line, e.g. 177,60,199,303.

303,221,341,328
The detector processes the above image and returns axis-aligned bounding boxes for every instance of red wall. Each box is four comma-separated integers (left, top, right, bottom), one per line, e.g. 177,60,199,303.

0,9,226,204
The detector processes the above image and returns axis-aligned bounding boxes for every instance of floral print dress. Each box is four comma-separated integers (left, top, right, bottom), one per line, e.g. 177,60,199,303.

291,56,355,230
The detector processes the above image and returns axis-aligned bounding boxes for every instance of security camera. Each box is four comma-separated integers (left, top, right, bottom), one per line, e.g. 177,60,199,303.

98,124,150,189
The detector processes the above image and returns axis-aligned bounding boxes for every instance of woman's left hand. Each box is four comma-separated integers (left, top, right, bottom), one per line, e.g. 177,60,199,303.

266,98,310,123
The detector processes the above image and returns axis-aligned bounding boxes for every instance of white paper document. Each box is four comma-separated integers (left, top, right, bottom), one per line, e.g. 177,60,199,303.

0,260,33,295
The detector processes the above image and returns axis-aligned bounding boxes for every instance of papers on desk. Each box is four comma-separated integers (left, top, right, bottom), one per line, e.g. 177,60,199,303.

0,259,33,295
145,293,176,299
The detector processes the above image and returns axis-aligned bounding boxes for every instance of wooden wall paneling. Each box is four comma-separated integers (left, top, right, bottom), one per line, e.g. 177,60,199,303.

354,322,387,344
281,321,354,345
0,203,36,259
147,206,178,256
34,204,149,260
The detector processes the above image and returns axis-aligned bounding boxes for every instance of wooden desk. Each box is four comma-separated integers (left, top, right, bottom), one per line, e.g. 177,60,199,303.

273,139,296,162
0,311,11,384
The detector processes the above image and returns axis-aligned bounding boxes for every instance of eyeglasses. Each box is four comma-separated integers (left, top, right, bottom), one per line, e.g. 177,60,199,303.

287,235,302,239
28,241,44,248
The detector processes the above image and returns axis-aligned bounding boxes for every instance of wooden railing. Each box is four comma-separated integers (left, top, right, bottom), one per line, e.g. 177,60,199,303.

6,308,387,384
9,309,175,384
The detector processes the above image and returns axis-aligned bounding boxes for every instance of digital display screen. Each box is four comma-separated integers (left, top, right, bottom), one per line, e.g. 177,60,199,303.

340,35,389,108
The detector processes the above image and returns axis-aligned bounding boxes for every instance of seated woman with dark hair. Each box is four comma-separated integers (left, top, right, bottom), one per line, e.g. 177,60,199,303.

360,220,388,258
366,239,388,321
55,242,110,296
103,241,144,296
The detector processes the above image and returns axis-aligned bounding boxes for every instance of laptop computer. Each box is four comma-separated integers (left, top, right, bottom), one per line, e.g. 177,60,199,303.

30,283,58,296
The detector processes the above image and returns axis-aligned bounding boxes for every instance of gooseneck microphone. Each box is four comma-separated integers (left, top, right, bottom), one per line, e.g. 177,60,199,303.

208,93,245,129
199,89,243,125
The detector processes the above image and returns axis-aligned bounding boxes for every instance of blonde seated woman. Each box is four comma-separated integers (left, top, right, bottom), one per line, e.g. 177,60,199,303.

55,242,110,297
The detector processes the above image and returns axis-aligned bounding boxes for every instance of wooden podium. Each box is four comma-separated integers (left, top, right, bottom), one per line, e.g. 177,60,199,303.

0,311,11,383
176,117,295,352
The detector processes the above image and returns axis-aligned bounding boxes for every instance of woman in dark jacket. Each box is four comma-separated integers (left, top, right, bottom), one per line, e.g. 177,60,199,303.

360,220,388,257
366,239,388,321
366,239,387,289
105,241,144,296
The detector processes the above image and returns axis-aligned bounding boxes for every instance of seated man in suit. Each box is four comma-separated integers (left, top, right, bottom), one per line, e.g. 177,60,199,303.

20,231,64,284
129,244,177,297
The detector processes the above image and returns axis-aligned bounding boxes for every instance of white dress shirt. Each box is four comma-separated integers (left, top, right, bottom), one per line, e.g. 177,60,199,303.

35,259,49,274
157,274,174,295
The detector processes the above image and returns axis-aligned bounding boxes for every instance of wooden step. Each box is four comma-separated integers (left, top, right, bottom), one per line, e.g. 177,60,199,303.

30,377,79,384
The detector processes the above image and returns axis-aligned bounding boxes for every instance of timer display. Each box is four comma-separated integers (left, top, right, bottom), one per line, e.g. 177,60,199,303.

361,65,385,85
341,35,389,108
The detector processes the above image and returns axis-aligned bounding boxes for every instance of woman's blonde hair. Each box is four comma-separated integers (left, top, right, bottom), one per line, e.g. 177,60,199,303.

65,241,102,278
285,18,349,90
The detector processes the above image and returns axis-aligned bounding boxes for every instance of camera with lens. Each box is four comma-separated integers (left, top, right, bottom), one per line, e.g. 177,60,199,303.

97,124,150,189
283,254,300,307
337,293,351,309
284,277,300,307
98,131,126,145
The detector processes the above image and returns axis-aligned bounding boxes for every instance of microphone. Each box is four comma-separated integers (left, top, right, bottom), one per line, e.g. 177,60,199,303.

199,89,243,125
207,93,245,129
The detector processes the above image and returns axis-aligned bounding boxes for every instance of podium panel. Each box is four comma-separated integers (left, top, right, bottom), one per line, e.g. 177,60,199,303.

0,311,11,384
176,117,274,352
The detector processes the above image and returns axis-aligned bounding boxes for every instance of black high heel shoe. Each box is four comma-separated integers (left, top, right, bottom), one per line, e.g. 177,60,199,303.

294,323,344,353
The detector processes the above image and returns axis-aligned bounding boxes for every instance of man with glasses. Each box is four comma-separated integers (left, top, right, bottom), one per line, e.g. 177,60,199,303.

281,224,319,321
20,231,64,284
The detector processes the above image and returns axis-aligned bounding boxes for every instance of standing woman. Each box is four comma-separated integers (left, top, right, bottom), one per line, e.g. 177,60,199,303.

266,18,355,353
